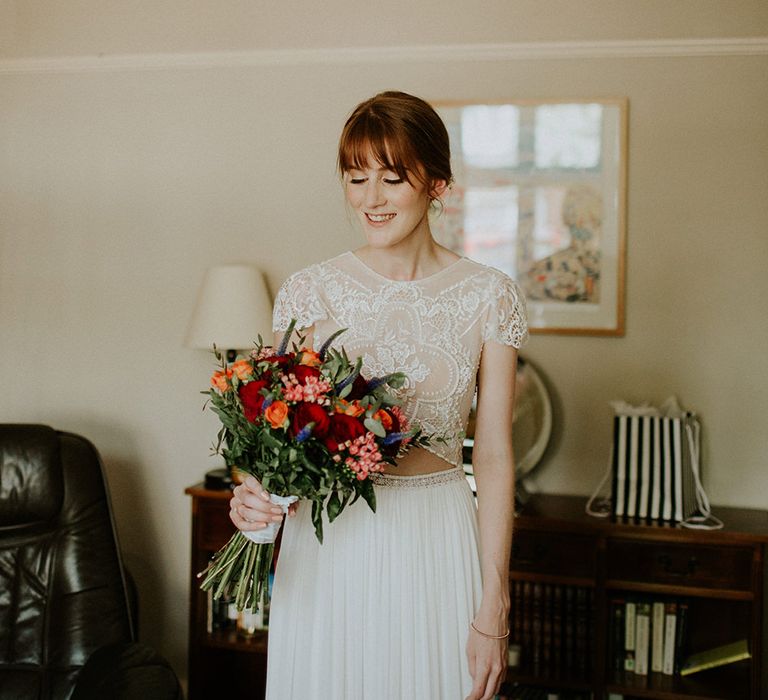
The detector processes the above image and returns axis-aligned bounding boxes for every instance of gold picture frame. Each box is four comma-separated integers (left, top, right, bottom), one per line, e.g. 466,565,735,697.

433,98,628,336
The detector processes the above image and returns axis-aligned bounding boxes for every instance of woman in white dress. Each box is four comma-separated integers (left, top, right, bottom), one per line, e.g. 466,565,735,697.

229,91,528,700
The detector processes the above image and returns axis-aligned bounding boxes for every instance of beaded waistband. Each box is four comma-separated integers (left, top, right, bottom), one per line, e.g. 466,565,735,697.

369,466,466,489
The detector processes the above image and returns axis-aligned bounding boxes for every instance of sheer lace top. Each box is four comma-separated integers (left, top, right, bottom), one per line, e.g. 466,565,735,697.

273,251,528,467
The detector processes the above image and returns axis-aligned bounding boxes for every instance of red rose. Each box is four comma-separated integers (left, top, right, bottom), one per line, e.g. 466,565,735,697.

290,402,331,439
324,413,366,452
258,354,293,378
292,364,321,384
239,380,268,422
348,374,369,400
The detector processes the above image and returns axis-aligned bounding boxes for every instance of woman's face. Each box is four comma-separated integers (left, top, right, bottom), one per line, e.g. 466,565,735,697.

343,152,433,250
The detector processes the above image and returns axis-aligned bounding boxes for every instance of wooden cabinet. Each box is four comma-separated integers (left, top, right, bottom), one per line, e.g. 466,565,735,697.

186,486,768,700
505,494,768,700
185,484,270,699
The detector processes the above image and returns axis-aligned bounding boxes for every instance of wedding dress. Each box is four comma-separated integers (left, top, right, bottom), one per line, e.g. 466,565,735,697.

266,251,527,699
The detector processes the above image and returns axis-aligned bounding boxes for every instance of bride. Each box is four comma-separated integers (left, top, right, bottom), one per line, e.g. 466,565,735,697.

229,90,528,700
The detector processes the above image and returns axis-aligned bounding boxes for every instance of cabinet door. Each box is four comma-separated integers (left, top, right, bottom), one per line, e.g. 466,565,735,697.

606,539,754,592
511,530,597,579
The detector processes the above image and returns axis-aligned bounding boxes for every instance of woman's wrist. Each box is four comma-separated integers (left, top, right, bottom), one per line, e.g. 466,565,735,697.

473,601,510,637
470,620,510,639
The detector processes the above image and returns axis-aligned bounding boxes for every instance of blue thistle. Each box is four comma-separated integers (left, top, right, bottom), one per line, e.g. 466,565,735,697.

277,319,297,356
262,396,274,411
336,356,363,393
295,424,314,443
366,373,399,392
383,431,410,445
318,327,347,361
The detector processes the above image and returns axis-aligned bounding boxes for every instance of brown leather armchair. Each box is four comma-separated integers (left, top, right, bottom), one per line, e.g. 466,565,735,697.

0,425,183,699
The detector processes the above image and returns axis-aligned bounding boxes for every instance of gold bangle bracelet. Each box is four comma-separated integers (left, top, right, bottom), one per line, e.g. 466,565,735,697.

470,621,510,640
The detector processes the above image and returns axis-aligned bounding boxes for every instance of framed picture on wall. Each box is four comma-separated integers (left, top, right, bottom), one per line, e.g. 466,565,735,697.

432,98,628,336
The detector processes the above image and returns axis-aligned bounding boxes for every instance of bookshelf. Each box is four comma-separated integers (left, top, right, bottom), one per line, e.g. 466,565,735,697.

186,486,768,699
504,494,768,700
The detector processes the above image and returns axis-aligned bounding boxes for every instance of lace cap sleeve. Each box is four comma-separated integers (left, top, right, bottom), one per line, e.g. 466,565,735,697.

483,272,529,348
272,267,327,332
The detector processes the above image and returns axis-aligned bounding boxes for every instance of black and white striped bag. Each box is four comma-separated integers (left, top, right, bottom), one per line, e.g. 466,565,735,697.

587,398,722,529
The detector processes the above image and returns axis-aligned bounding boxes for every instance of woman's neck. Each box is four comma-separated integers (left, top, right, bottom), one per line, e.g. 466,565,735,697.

353,238,460,282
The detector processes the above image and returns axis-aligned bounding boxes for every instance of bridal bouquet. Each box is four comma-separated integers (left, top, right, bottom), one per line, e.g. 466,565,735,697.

198,319,429,611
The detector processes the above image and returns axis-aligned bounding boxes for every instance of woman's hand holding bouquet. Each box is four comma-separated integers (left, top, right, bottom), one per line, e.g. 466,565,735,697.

198,320,430,612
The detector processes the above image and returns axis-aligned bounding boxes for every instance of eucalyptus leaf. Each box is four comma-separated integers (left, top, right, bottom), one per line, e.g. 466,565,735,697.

364,418,386,438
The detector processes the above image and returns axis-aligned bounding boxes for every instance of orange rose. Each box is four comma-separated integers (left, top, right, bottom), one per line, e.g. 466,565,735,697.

211,369,233,392
264,400,289,429
336,399,364,417
230,359,254,381
374,409,393,431
298,349,321,367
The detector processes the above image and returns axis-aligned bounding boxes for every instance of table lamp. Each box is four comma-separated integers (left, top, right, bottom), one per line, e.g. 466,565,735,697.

186,264,273,362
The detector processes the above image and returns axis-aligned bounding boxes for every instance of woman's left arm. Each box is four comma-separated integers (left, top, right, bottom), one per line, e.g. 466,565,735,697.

464,339,518,700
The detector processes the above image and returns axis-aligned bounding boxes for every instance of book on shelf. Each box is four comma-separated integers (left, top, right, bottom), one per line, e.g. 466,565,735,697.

674,601,689,675
651,601,665,673
662,602,677,675
680,639,751,677
563,585,575,673
521,581,533,668
531,583,543,672
634,602,650,676
551,584,563,673
510,582,593,680
623,600,636,672
542,584,552,669
574,587,591,676
609,598,625,673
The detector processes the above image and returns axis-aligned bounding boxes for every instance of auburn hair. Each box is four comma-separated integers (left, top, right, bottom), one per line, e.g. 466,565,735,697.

337,91,452,196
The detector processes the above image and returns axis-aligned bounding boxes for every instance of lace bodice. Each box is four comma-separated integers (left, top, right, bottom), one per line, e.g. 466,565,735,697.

273,251,528,467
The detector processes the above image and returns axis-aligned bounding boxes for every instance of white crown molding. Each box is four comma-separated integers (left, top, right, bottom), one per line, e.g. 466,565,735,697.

1,37,767,74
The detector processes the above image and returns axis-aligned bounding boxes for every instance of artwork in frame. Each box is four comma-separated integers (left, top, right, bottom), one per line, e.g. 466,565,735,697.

432,98,628,336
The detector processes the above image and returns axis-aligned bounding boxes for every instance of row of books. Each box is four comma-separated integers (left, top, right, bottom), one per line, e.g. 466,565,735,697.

205,573,274,636
609,596,687,676
510,582,593,677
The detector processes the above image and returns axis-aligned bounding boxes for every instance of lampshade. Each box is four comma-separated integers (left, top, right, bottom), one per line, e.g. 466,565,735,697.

186,265,273,351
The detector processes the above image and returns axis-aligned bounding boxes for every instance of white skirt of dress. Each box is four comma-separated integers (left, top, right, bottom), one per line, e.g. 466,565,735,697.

265,466,483,700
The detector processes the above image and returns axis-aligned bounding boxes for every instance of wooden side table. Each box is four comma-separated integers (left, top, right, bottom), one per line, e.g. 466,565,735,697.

185,483,269,699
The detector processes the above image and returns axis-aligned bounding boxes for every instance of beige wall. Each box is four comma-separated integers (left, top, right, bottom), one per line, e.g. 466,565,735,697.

2,1,767,682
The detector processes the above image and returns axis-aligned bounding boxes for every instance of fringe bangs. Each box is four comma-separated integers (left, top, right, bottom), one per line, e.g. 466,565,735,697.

338,114,422,186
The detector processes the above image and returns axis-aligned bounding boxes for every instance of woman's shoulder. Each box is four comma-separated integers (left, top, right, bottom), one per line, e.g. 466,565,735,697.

278,252,349,287
454,257,524,295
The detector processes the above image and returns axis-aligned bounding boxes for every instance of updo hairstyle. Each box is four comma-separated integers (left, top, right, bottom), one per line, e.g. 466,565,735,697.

337,91,453,200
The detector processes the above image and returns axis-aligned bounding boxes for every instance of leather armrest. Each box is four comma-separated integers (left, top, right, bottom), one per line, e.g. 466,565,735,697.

71,643,183,700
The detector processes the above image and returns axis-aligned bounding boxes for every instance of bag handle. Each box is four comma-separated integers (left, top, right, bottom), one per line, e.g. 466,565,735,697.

585,442,613,518
680,417,723,530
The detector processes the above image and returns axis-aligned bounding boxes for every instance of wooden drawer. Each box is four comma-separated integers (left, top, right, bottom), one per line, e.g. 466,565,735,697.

606,539,754,592
197,498,236,552
511,529,597,578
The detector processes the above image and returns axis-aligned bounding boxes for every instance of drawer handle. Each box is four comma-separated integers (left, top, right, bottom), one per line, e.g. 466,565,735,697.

658,553,698,577
512,541,547,565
